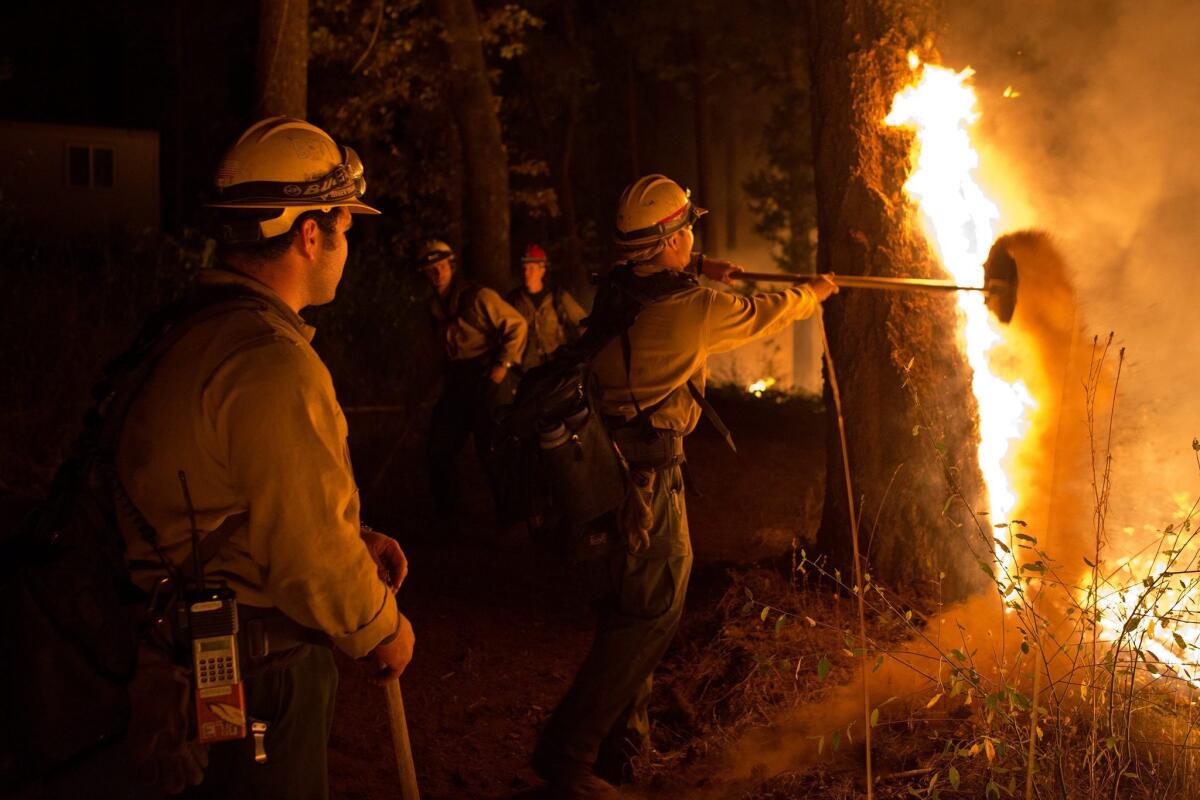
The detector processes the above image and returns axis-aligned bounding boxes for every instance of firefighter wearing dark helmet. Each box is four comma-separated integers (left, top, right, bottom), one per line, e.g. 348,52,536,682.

532,175,837,798
416,239,528,535
116,117,413,799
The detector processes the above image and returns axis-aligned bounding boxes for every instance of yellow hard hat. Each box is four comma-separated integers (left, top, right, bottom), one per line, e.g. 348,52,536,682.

208,117,380,241
614,174,707,247
416,239,454,268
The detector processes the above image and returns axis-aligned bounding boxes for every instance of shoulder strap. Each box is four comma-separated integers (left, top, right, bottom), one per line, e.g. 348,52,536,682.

86,285,272,568
551,286,578,340
449,281,486,331
686,381,737,453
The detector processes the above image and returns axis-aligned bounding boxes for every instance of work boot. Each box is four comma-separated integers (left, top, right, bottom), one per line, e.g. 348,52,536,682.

533,753,620,800
546,770,620,800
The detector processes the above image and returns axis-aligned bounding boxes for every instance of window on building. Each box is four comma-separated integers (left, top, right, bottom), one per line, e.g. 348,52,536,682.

65,144,115,188
92,148,113,187
67,146,90,187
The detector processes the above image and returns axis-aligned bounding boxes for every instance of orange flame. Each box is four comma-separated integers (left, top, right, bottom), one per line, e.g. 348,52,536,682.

885,61,1035,579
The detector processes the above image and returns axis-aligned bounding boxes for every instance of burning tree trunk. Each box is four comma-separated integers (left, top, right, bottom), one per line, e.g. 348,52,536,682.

255,0,309,119
809,0,990,601
434,0,511,290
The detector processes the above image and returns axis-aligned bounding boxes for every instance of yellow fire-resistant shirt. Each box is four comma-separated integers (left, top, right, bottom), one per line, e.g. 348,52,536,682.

432,279,528,365
590,264,820,435
505,287,588,370
116,268,398,658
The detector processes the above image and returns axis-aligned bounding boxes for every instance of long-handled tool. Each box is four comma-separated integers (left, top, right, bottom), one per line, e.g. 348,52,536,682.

734,239,1020,324
384,679,420,800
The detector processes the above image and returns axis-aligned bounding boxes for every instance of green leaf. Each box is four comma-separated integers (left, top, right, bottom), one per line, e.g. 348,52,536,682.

740,601,754,615
870,707,879,727
1174,632,1190,650
1022,561,1047,573
1014,532,1036,542
774,615,788,634
949,766,960,790
950,649,967,662
912,424,921,436
873,654,885,672
986,780,1000,800
760,606,770,622
832,730,841,751
817,656,831,682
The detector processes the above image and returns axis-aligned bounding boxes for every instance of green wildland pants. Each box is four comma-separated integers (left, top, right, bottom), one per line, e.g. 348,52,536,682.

534,462,692,781
183,645,338,800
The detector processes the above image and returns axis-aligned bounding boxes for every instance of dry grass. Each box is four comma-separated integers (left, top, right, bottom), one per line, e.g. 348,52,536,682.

645,335,1200,800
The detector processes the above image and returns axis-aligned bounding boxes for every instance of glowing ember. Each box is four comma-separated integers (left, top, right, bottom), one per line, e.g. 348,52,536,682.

885,61,1035,578
748,377,776,397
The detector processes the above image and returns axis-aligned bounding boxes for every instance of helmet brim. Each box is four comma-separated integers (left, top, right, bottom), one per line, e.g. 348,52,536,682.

207,199,381,215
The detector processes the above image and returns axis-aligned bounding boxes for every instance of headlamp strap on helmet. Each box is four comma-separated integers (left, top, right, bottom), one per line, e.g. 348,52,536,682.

216,146,366,206
217,169,358,205
614,201,701,243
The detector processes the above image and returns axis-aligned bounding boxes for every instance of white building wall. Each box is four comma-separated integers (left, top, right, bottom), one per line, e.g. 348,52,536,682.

0,121,159,233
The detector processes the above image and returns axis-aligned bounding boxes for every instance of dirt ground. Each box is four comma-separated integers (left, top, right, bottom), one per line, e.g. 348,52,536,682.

329,391,828,800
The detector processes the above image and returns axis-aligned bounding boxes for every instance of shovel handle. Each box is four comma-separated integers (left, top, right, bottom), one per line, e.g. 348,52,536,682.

385,679,420,800
735,271,986,293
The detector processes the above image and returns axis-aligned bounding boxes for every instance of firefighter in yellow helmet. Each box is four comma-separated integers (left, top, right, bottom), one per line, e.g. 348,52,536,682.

532,175,837,798
116,117,413,798
416,238,528,536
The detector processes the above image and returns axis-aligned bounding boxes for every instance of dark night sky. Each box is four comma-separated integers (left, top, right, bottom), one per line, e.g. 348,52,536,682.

1,1,258,228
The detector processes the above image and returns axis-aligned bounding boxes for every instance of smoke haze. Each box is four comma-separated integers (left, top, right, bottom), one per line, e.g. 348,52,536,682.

695,4,1200,788
941,0,1200,533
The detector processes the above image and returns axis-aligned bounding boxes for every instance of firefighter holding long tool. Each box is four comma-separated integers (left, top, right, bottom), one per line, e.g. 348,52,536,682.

116,118,414,799
532,175,837,799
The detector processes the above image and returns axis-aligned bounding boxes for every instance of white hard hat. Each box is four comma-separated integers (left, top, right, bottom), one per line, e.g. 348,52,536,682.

208,117,380,242
614,174,707,248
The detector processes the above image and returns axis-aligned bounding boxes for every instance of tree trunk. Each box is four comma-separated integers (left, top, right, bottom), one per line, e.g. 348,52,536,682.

810,0,990,601
559,0,586,295
434,0,511,290
255,0,308,119
626,57,640,179
691,33,715,253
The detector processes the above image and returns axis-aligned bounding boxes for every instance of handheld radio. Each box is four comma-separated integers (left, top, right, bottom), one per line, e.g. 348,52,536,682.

180,471,247,743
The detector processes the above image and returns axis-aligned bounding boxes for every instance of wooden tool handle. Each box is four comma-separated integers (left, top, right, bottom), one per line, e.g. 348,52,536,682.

735,271,984,292
385,679,420,800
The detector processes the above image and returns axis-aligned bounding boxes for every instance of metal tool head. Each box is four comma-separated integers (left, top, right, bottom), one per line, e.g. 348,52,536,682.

983,240,1020,324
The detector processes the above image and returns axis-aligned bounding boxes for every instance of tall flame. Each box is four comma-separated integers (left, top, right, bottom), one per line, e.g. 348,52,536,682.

887,60,1200,686
885,62,1035,577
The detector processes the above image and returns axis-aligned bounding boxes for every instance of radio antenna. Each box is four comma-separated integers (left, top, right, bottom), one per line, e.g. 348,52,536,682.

178,470,205,588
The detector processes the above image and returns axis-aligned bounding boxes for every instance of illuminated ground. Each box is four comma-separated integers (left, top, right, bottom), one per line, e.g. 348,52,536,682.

329,390,827,799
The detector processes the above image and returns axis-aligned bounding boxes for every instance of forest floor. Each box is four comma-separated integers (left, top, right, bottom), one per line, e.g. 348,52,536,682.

326,391,944,800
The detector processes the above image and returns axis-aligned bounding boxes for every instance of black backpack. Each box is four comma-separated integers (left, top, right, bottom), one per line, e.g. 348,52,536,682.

501,264,729,555
0,284,268,790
